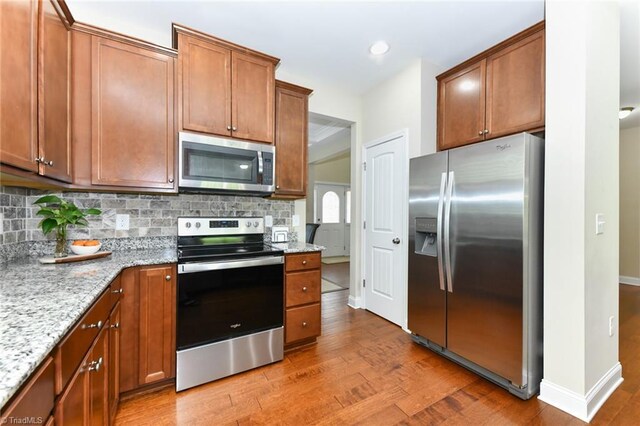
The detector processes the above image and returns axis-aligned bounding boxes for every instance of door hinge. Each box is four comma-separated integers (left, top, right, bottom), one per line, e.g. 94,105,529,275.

363,162,366,171
363,221,366,229
363,279,366,288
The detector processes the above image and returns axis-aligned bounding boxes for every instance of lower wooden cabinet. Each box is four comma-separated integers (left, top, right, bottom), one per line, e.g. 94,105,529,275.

120,264,176,393
284,252,322,348
108,304,121,422
0,357,54,425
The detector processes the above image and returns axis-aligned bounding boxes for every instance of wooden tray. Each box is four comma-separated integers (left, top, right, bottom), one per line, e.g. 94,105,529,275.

39,251,112,264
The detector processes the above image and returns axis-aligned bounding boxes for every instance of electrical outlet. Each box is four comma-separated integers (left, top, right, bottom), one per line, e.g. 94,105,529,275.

265,215,273,227
609,315,615,337
0,213,3,234
292,214,300,227
115,214,129,231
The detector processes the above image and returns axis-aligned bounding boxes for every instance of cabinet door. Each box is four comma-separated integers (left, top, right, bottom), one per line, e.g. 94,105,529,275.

56,352,89,426
91,37,175,189
89,325,108,426
138,265,175,385
231,51,275,143
486,30,545,139
437,60,486,150
119,268,138,393
179,34,231,136
108,304,120,423
274,84,309,197
38,0,72,182
0,0,38,172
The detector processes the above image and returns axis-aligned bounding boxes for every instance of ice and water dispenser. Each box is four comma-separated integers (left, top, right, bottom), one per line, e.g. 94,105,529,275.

414,217,438,257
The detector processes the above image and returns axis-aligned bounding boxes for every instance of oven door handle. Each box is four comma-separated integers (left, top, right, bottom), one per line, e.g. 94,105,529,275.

178,256,284,274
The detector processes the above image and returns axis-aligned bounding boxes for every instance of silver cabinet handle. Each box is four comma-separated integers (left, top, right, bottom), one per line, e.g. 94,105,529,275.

302,260,307,265
478,131,484,135
112,288,123,294
392,238,401,244
232,126,237,131
436,172,447,292
165,275,171,281
483,129,489,134
110,322,120,329
47,160,53,166
276,185,280,189
444,171,454,293
302,286,308,292
35,157,43,163
302,322,308,327
169,178,174,183
88,357,103,372
227,125,232,131
81,320,103,330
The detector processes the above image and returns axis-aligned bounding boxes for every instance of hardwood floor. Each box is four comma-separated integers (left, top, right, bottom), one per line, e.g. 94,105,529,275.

115,286,640,425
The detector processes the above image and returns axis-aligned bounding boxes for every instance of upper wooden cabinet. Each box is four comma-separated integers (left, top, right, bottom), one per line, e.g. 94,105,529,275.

437,22,544,151
71,25,177,192
272,80,313,198
0,0,71,182
174,25,279,144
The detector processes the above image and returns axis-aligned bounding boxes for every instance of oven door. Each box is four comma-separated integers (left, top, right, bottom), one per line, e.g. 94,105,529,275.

179,132,274,194
177,255,284,351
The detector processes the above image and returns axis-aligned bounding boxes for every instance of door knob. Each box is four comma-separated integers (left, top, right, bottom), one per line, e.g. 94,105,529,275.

392,238,401,244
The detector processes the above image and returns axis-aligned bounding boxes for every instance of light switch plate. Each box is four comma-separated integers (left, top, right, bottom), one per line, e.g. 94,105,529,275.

292,214,300,227
596,214,605,235
265,215,273,227
116,214,130,231
0,213,3,234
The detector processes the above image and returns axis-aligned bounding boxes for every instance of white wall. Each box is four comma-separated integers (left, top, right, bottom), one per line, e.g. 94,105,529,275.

540,1,621,421
420,59,442,155
620,126,640,280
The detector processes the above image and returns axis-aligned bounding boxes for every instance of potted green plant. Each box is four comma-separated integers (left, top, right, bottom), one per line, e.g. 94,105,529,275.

33,195,102,258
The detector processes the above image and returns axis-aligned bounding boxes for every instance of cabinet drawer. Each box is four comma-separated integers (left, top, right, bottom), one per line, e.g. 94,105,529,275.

285,304,320,344
0,357,54,424
56,287,111,394
286,270,320,307
285,252,321,272
110,274,122,307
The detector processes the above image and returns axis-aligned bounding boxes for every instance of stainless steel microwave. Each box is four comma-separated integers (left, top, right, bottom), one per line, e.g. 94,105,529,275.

178,132,275,196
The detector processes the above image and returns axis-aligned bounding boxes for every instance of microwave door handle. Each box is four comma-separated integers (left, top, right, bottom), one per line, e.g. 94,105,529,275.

257,151,264,174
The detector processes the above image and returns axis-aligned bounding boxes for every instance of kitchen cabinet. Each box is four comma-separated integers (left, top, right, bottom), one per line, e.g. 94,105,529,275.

108,303,121,422
272,81,313,199
0,357,55,425
437,22,544,150
174,25,279,144
120,264,176,393
0,0,72,183
71,25,177,192
284,252,322,348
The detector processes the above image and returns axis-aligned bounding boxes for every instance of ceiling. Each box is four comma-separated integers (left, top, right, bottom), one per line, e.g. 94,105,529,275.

66,0,639,128
308,114,351,146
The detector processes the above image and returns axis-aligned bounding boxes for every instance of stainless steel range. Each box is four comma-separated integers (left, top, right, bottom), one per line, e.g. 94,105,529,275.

176,217,284,392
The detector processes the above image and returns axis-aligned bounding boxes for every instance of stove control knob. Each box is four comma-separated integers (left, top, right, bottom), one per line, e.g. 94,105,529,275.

185,222,191,228
246,221,252,228
195,222,201,229
253,221,260,228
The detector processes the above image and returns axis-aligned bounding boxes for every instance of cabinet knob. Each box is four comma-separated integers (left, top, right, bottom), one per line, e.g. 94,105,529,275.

478,131,484,135
227,125,232,131
169,178,174,183
276,185,280,189
81,320,103,330
484,129,489,134
110,322,120,329
47,160,53,166
232,126,237,131
302,286,308,292
35,157,42,163
165,275,171,281
112,288,123,294
87,357,103,372
302,260,307,265
302,322,308,327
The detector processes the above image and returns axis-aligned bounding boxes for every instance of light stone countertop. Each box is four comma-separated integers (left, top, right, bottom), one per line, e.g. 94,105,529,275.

0,249,177,410
0,242,323,409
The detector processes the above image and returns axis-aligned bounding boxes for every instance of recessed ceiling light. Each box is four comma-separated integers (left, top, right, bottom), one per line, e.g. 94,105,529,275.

369,41,390,56
619,107,635,119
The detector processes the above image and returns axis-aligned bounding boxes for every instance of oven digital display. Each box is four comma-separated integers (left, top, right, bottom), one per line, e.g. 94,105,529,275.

209,220,239,228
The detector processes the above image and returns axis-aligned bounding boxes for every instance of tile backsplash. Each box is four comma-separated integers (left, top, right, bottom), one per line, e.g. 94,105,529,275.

0,186,295,261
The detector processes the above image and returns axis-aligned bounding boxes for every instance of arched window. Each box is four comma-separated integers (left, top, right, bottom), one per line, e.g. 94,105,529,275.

322,191,340,223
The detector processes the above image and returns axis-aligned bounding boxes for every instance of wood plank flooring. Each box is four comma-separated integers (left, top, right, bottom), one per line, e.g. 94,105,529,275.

115,286,640,425
322,261,350,289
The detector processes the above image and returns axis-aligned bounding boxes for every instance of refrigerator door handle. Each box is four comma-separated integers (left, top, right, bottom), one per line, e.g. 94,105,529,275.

436,172,447,291
444,171,455,293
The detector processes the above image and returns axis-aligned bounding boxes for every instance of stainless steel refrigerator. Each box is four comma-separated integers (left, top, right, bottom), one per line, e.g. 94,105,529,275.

408,132,543,400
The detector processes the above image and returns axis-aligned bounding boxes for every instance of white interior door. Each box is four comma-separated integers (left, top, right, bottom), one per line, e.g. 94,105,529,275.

315,183,347,257
363,133,408,327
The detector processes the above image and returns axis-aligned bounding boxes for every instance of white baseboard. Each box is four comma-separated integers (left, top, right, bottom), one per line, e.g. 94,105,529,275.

347,295,362,309
538,362,623,422
620,275,640,286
